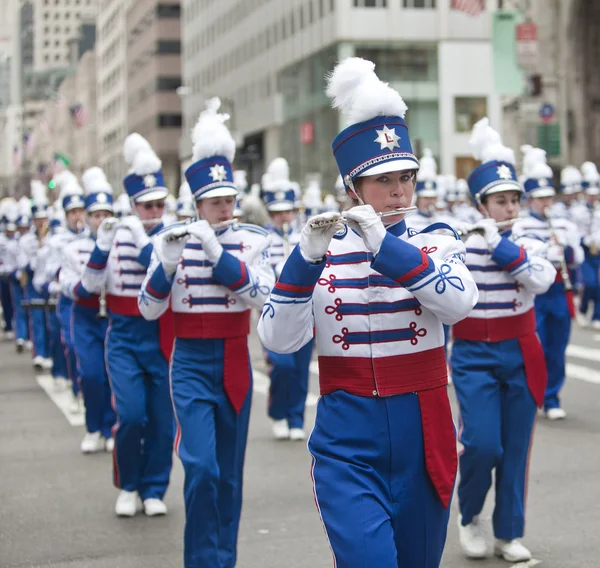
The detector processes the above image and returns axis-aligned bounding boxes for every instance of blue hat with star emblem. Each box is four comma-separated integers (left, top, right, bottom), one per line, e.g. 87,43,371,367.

520,145,555,199
185,98,238,201
261,158,298,212
581,162,600,196
326,58,419,192
30,180,49,219
415,149,438,198
467,118,522,203
82,167,114,213
122,134,169,203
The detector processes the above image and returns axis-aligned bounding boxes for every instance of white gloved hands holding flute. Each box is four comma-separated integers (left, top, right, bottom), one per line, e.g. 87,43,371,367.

300,212,344,263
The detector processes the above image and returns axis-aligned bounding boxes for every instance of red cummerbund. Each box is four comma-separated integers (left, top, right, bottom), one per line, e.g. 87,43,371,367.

106,294,141,317
318,346,448,397
173,310,251,339
75,295,100,309
452,309,536,343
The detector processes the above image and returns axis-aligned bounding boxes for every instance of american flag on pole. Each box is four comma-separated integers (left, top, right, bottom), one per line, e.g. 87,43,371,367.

70,104,88,128
451,0,485,16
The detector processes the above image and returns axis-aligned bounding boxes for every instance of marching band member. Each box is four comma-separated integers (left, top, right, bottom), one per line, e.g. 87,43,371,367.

0,199,20,346
453,179,484,225
512,145,584,420
0,200,15,339
113,192,132,219
17,195,51,370
176,181,195,221
405,148,439,232
258,57,478,568
81,134,175,517
163,193,178,226
451,118,556,562
262,158,314,441
578,162,600,328
138,98,274,567
59,167,116,453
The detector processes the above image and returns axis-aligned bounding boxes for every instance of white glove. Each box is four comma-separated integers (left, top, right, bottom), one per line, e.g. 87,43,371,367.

300,212,344,263
96,218,119,252
546,244,565,264
343,205,387,255
471,218,501,250
186,220,224,263
47,281,61,296
158,227,190,275
120,215,150,249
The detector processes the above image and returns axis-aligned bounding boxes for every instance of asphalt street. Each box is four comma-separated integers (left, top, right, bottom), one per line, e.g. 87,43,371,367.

1,317,599,568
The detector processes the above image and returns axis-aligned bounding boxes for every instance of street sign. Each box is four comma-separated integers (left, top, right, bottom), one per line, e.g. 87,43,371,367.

539,103,555,124
537,124,561,157
516,22,539,69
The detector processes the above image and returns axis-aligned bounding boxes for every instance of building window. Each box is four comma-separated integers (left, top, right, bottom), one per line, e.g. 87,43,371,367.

403,0,436,7
156,40,181,54
156,76,181,91
454,97,487,132
157,114,182,128
157,4,181,18
354,0,387,6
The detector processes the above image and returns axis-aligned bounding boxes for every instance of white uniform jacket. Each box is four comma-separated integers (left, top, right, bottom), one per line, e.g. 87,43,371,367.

258,221,478,397
36,228,83,296
2,236,20,279
59,234,100,308
266,224,300,278
139,221,274,339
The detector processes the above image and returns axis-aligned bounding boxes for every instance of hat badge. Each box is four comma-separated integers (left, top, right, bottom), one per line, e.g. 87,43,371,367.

424,181,433,190
143,174,157,188
496,165,513,180
276,190,286,201
96,192,107,203
209,165,227,182
374,125,400,152
538,178,548,187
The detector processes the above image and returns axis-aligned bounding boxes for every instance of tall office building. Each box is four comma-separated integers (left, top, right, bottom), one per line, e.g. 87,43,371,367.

180,0,503,186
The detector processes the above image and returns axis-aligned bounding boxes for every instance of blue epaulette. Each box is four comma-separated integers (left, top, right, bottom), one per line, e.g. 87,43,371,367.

232,222,269,237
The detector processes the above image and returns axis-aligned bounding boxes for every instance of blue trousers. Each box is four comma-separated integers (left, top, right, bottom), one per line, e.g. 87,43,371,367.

1,279,13,331
580,256,600,320
72,304,115,438
25,280,49,358
57,295,79,394
47,308,67,379
308,391,450,568
170,337,252,568
535,289,571,411
10,279,28,341
106,313,173,500
266,337,313,429
451,338,537,540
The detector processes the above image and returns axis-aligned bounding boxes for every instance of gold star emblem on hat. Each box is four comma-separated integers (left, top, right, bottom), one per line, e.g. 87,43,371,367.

496,165,513,180
374,125,400,152
143,174,157,188
209,165,227,182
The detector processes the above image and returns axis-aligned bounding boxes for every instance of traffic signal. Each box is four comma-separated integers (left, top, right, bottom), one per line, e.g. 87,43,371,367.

528,74,542,97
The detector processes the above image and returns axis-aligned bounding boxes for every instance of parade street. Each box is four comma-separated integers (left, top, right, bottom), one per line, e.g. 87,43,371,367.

1,319,599,568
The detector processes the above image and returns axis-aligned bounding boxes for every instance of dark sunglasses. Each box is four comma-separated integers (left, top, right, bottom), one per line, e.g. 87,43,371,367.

142,201,166,210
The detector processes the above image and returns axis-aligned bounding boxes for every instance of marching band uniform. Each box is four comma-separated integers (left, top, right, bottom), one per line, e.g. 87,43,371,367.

451,119,556,562
81,136,174,517
259,58,478,568
512,146,584,419
406,149,439,233
262,159,314,441
0,200,16,338
453,179,484,225
176,182,196,221
59,168,116,453
139,99,274,567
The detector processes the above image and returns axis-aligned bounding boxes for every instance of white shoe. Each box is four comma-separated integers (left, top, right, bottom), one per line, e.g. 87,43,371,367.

576,312,590,328
115,490,141,517
41,357,53,370
289,428,306,441
105,437,115,452
68,393,83,414
494,538,532,562
4,330,14,340
592,320,600,330
80,431,106,454
272,419,290,440
143,498,167,517
25,340,33,351
546,407,567,420
457,514,489,559
16,338,25,353
53,376,68,391
32,355,45,370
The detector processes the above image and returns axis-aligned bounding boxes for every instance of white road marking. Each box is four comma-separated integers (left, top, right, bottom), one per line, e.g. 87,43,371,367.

566,344,600,363
510,560,542,567
35,374,85,427
566,363,600,385
592,334,600,342
309,361,319,376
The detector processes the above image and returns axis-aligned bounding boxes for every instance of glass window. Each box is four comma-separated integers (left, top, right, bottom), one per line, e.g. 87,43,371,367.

355,45,438,82
354,0,387,6
454,97,487,132
156,77,182,90
156,40,181,54
403,0,436,7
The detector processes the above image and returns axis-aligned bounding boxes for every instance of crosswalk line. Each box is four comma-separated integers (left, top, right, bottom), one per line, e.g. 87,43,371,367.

566,363,600,385
35,374,85,427
566,344,600,363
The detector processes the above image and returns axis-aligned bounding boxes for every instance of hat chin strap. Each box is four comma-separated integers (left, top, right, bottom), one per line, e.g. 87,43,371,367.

344,175,366,206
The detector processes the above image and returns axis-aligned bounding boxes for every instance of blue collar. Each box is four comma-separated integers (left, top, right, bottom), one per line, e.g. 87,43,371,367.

386,219,407,237
267,224,293,238
530,211,545,222
147,222,164,237
417,210,432,218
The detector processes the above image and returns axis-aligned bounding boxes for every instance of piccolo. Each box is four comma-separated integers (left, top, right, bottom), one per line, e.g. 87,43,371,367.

164,219,238,242
102,217,163,232
309,206,418,229
458,218,518,237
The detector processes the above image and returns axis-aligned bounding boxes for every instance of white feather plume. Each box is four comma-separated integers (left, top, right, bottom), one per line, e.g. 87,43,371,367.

233,170,248,191
123,133,152,165
469,117,515,164
191,97,236,164
131,149,162,176
303,180,323,209
326,57,408,126
178,181,193,202
30,180,48,206
81,167,113,196
59,181,84,202
560,165,582,186
521,145,553,180
581,161,599,183
2,198,18,223
115,193,132,215
334,175,344,191
54,170,78,191
18,196,31,217
416,149,437,182
456,179,469,194
266,158,290,187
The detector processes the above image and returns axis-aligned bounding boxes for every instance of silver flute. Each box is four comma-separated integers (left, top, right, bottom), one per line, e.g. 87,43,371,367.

458,218,518,237
164,219,237,242
309,206,418,229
